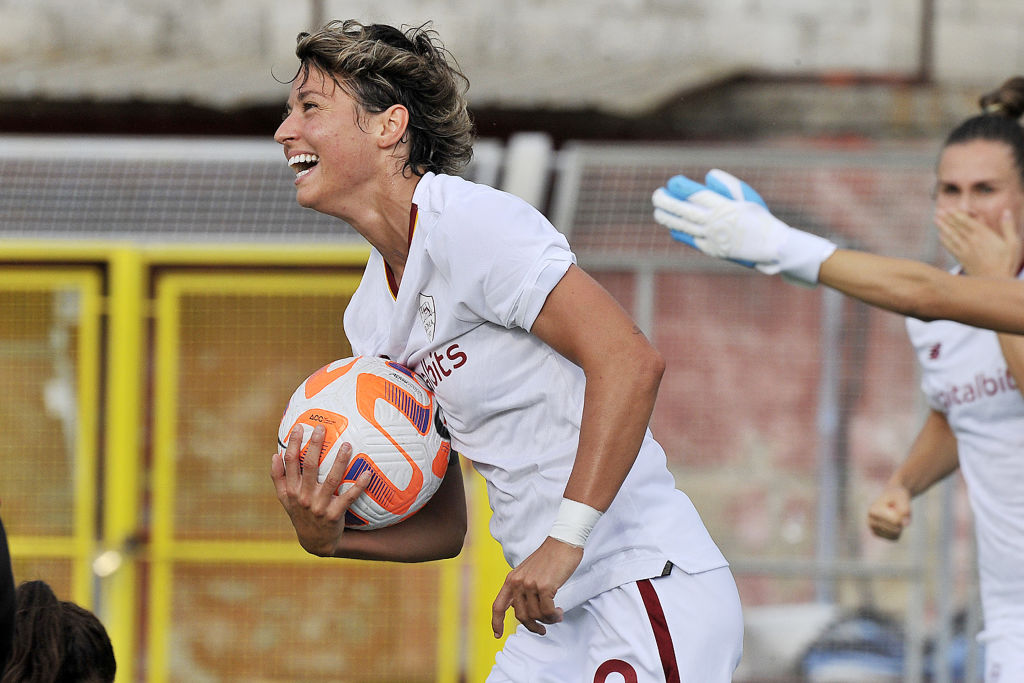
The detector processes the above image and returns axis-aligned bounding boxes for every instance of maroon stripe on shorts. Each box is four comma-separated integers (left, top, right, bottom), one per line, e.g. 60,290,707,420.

637,578,680,683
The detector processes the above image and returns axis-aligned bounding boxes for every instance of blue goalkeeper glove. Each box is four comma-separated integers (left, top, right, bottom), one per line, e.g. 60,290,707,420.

652,169,837,286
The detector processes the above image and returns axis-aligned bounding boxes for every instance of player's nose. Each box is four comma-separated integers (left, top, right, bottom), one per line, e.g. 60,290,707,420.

957,192,979,217
275,113,298,146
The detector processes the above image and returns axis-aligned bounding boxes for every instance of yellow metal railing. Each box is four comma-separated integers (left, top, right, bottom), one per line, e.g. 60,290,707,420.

1,240,512,682
1,267,102,609
102,249,146,683
467,470,517,680
150,271,363,682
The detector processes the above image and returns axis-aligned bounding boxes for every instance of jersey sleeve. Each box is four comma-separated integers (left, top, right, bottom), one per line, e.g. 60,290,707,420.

434,188,575,331
905,317,948,414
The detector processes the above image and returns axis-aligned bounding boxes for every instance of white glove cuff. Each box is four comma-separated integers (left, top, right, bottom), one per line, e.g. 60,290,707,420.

548,498,603,548
775,229,838,286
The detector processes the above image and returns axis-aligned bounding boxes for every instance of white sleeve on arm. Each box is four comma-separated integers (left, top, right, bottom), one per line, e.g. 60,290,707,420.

440,190,575,330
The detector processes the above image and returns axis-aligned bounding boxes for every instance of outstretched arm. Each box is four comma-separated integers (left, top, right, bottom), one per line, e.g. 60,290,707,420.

819,206,1024,332
817,249,1024,333
653,170,1024,334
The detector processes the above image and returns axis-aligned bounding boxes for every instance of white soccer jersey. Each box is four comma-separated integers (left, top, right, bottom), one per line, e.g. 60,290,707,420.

906,269,1024,635
344,172,727,610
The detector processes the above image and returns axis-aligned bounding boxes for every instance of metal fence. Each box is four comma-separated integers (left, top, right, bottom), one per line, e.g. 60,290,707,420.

0,134,982,682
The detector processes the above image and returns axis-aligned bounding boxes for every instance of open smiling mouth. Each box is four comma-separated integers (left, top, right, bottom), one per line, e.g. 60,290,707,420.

288,153,320,179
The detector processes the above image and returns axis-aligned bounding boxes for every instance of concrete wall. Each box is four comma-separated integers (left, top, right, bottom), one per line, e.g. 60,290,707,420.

1,0,1022,113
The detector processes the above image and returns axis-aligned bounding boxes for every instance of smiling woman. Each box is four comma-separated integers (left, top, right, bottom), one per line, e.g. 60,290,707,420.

269,19,743,682
275,66,399,225
287,153,320,180
273,22,475,274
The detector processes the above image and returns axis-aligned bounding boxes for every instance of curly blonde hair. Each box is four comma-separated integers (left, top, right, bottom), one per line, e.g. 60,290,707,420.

291,20,475,177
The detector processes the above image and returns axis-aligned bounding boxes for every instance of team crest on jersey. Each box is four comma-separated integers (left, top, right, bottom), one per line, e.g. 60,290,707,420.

418,293,436,341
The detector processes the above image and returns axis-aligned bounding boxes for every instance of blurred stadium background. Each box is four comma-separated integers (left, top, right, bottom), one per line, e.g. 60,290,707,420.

3,1,1024,681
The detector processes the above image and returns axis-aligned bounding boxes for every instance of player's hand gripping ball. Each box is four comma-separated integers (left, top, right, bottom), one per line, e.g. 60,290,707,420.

278,356,452,530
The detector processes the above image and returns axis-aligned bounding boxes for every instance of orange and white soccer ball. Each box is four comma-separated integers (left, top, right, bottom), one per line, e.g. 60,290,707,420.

277,355,451,530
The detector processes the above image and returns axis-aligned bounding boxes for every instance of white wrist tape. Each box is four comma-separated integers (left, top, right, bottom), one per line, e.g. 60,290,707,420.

776,229,838,287
548,498,603,548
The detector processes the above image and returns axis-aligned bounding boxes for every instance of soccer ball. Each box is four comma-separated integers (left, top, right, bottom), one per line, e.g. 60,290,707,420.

277,355,451,530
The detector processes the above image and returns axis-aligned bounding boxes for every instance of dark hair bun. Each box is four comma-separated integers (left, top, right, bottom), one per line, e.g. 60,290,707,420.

979,76,1024,120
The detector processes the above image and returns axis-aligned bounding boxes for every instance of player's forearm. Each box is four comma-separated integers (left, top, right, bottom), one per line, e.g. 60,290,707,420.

332,524,461,562
333,456,467,562
818,250,955,319
561,343,665,511
818,250,1024,333
889,410,959,497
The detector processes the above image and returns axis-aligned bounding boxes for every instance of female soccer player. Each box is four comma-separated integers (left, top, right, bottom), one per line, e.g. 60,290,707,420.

653,77,1024,682
270,20,742,681
865,78,1024,682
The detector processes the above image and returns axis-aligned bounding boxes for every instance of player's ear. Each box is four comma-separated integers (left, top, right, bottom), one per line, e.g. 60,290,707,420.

377,104,410,149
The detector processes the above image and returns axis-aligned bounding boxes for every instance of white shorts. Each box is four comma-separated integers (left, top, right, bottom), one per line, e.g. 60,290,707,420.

980,630,1024,683
488,564,743,683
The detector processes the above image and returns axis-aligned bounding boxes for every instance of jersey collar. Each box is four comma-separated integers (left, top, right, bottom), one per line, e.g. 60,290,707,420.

385,203,418,299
